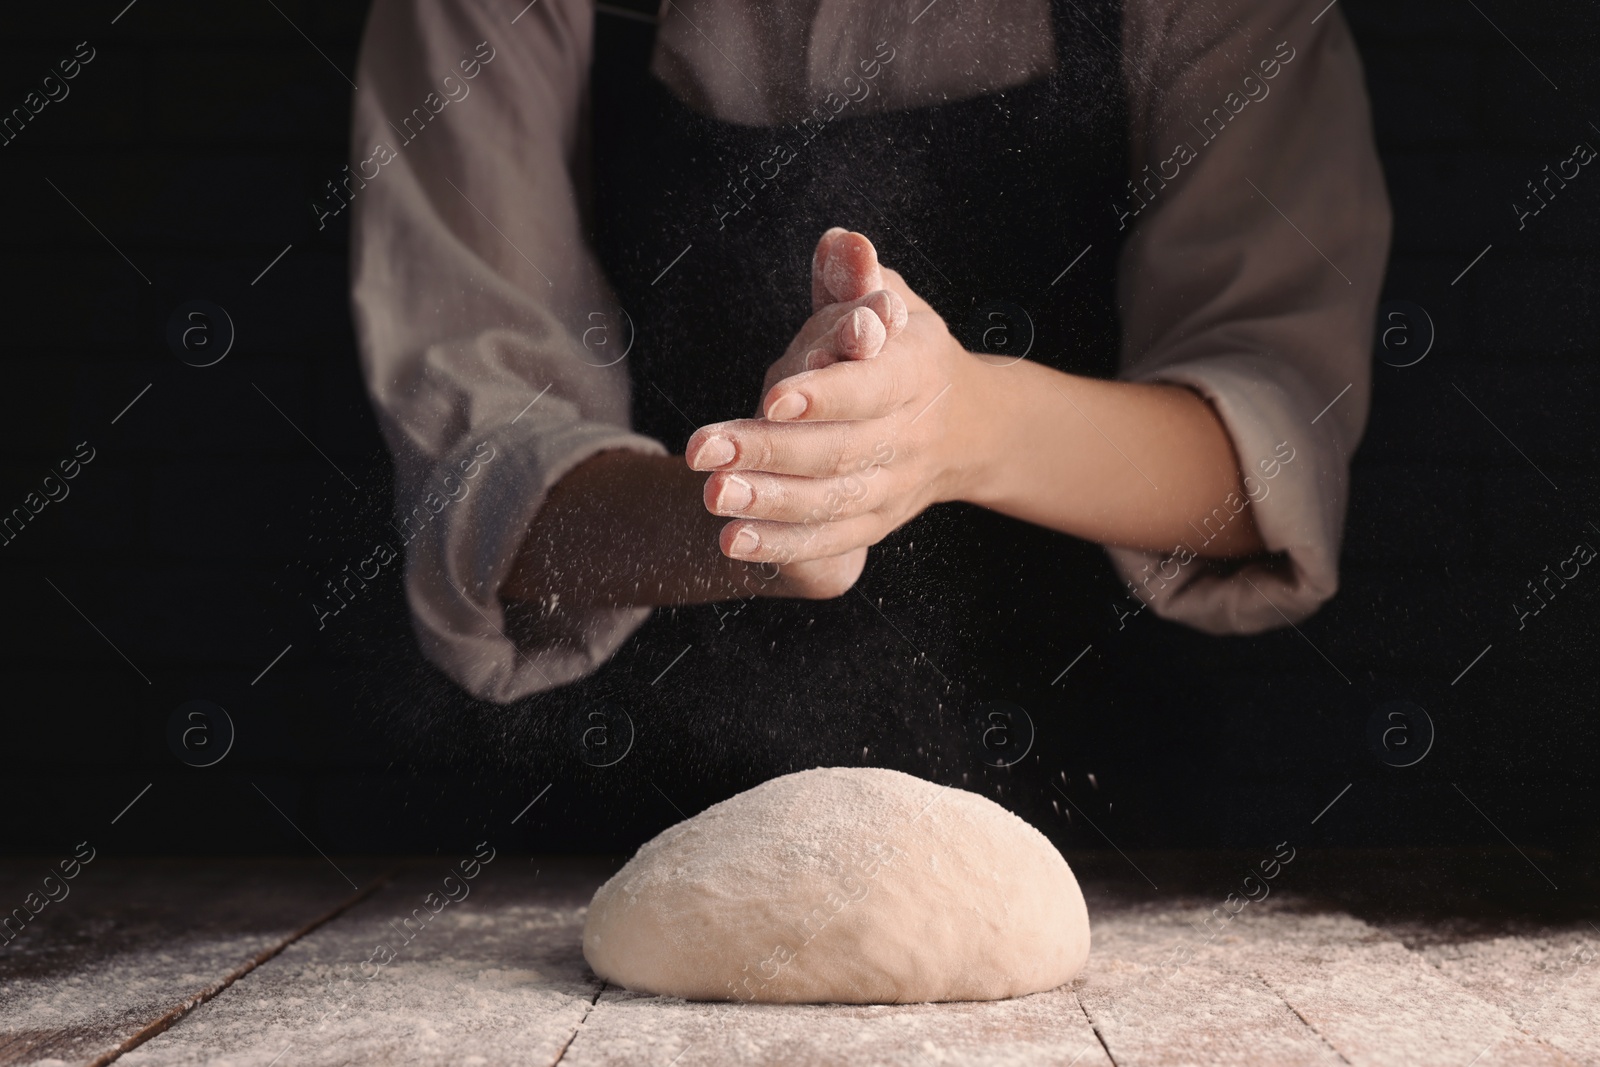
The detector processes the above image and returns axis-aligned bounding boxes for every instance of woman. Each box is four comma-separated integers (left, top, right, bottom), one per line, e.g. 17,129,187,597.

348,0,1388,805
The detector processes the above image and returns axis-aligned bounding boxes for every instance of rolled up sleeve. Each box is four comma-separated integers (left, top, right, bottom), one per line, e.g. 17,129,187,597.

1109,0,1392,633
350,0,663,702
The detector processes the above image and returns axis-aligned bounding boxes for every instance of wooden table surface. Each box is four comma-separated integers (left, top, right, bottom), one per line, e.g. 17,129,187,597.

1,850,1595,1066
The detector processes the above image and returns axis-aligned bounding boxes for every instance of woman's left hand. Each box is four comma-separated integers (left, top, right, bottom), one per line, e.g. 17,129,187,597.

686,259,982,565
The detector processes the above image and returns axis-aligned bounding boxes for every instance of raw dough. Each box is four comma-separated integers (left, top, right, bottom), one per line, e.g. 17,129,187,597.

582,767,1090,1003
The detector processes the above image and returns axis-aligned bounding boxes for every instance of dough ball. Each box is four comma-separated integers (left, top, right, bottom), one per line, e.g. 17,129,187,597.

582,767,1090,1003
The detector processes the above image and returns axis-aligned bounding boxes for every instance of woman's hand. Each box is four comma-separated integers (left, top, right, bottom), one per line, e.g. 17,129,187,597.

687,236,980,567
685,224,1267,590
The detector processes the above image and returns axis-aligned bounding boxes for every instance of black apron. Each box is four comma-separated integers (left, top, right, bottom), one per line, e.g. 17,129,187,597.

549,0,1133,822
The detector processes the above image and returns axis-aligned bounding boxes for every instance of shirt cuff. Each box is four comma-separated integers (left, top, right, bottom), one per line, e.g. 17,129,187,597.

399,416,666,704
1106,354,1349,634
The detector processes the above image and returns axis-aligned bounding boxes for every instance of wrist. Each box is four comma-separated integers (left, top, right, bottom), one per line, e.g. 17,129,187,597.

935,342,1005,506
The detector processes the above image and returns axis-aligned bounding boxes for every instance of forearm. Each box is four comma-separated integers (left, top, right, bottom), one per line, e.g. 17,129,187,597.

501,450,767,609
952,358,1265,558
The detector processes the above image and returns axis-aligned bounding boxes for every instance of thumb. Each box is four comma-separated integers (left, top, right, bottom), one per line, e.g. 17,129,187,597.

811,227,849,311
820,230,885,306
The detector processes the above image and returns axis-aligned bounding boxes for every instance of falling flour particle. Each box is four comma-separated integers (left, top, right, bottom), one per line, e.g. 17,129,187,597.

582,767,1090,1004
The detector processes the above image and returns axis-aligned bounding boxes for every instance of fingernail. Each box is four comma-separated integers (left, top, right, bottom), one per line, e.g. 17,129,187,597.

690,434,736,470
870,290,906,333
804,348,829,371
851,306,873,342
766,393,807,421
715,474,754,513
730,526,760,557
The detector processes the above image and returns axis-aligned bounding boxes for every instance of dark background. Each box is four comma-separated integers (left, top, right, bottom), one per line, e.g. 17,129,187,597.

1,0,1595,887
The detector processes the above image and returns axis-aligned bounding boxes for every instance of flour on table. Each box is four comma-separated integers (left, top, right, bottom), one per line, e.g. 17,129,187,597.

582,767,1090,1003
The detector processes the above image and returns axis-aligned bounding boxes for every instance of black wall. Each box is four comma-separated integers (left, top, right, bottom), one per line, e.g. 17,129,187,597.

1,1,1596,874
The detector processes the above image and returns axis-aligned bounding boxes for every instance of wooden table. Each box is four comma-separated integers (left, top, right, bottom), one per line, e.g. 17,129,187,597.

1,850,1594,1066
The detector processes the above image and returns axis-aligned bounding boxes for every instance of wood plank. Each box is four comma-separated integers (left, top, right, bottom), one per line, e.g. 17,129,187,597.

1262,932,1577,1067
1384,922,1600,1066
560,987,1114,1067
1074,955,1345,1066
1072,881,1346,1066
0,858,386,1067
1085,892,1577,1067
116,860,605,1067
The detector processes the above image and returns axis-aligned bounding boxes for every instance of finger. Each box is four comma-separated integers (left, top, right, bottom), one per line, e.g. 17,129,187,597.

762,348,911,423
703,466,889,523
812,227,850,311
806,289,906,352
810,290,907,370
720,512,887,565
687,419,887,478
834,304,887,360
870,288,909,336
822,231,883,304
770,549,866,600
766,290,910,390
